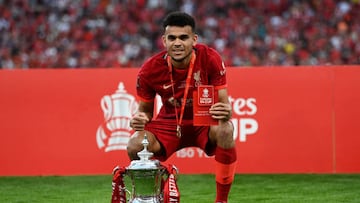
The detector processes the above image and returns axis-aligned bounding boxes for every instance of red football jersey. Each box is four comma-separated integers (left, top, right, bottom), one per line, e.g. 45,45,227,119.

136,44,227,120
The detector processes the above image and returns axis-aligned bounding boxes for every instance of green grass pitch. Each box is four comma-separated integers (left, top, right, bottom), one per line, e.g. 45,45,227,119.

0,174,359,202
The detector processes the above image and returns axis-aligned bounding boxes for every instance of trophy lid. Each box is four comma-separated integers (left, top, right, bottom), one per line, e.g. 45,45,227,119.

128,134,161,170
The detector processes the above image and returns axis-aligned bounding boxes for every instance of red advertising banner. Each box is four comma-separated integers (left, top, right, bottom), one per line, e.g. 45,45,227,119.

333,67,360,173
0,66,359,176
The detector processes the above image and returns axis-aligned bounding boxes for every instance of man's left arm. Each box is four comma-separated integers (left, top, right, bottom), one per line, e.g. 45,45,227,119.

209,88,232,121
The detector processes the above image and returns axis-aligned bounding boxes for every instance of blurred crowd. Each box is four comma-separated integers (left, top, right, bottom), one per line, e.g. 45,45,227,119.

0,0,359,69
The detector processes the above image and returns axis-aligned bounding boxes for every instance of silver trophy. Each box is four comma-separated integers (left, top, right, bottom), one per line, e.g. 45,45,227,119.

125,135,167,203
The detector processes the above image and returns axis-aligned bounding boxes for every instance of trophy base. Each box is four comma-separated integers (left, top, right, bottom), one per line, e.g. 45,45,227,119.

129,196,161,203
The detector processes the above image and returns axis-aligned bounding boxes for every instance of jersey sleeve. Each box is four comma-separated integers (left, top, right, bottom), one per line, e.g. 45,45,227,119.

208,48,227,89
136,71,156,102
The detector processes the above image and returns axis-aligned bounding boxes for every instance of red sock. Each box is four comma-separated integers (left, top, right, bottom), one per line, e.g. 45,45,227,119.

214,146,237,203
216,182,231,203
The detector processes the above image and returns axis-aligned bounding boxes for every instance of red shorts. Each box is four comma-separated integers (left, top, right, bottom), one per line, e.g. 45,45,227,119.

144,119,216,161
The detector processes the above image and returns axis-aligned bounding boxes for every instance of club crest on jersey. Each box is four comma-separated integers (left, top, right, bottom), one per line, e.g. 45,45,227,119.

96,82,138,152
193,70,201,87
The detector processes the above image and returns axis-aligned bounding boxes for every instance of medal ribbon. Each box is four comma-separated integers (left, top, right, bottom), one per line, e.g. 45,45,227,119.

167,51,196,136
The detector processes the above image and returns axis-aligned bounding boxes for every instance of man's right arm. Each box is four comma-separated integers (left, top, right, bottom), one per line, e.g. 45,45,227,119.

130,100,154,131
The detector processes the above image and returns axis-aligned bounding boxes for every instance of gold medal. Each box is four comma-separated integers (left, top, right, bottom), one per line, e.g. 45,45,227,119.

176,125,182,138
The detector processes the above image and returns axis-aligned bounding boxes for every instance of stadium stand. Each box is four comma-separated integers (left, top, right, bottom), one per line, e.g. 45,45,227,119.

0,0,359,69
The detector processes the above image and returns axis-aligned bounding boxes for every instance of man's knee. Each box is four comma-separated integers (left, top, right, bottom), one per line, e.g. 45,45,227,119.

127,140,141,160
126,131,161,160
214,121,234,138
220,125,233,137
126,133,145,160
211,121,235,148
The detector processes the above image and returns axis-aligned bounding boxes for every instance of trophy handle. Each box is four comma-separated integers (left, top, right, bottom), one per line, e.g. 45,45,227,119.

101,95,113,120
124,188,131,202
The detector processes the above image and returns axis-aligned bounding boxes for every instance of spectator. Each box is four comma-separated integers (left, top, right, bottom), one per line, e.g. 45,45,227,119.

0,0,359,69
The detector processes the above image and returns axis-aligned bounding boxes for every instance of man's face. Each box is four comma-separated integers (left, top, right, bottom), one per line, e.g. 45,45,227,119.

162,25,198,63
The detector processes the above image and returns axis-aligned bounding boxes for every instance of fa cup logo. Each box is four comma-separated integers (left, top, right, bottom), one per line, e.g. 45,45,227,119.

96,82,138,152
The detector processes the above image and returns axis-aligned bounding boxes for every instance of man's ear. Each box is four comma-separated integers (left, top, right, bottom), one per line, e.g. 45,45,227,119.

193,34,198,46
162,35,166,47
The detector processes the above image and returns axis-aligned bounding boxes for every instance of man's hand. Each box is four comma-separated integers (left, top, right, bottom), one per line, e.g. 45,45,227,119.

129,112,150,131
209,102,232,121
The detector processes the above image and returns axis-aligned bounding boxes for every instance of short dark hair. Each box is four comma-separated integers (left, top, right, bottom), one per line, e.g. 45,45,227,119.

162,11,195,32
